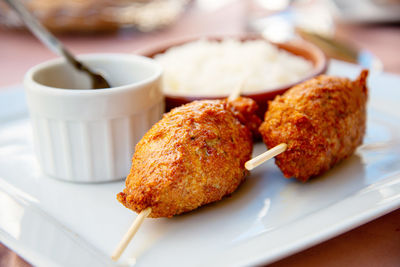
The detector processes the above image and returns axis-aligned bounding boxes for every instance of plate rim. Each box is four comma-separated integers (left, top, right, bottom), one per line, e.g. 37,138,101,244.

1,62,400,266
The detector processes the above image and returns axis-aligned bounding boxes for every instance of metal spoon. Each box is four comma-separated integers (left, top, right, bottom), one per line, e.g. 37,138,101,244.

4,0,111,89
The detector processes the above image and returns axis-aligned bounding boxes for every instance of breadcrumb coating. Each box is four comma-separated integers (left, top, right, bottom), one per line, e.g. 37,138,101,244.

259,70,368,181
118,97,260,217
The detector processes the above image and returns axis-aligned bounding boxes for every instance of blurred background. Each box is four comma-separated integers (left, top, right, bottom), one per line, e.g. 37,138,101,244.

0,0,399,88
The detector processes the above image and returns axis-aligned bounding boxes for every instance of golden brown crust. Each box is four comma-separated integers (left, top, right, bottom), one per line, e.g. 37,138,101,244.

259,70,368,182
117,98,256,217
227,96,262,139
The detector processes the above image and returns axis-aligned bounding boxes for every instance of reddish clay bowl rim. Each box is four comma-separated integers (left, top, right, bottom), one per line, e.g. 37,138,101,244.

137,34,328,114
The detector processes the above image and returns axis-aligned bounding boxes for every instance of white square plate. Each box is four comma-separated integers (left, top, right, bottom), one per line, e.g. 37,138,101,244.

0,60,400,267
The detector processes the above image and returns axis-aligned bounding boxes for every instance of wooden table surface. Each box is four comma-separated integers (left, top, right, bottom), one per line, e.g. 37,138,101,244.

1,1,399,266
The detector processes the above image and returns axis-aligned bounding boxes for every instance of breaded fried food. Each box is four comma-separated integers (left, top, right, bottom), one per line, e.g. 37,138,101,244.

117,97,261,218
259,70,368,182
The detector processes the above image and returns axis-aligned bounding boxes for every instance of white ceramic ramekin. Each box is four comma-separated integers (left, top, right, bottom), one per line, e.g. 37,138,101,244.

24,54,163,183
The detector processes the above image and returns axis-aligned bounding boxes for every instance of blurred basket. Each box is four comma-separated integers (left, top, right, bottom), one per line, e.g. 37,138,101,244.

0,0,190,32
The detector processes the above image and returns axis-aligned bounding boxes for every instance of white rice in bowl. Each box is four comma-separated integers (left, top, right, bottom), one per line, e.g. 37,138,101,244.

154,38,314,96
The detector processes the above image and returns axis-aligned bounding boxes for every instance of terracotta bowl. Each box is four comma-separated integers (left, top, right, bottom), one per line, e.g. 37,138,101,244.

138,35,328,118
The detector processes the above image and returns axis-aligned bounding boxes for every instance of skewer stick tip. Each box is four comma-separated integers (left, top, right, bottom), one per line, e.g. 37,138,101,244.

245,143,287,171
111,207,152,261
228,75,249,102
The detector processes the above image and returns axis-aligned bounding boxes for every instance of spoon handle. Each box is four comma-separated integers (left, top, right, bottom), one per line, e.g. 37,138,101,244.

4,0,111,89
4,0,68,56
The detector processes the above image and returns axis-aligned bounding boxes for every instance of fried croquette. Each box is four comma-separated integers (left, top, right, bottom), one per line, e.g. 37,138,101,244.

117,97,261,217
259,70,368,182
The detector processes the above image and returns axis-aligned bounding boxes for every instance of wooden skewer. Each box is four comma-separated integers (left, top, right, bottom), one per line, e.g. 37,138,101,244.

111,143,287,261
227,76,287,171
227,77,287,171
228,75,248,102
245,143,287,171
111,207,152,261
111,81,246,262
111,143,286,261
112,80,260,261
